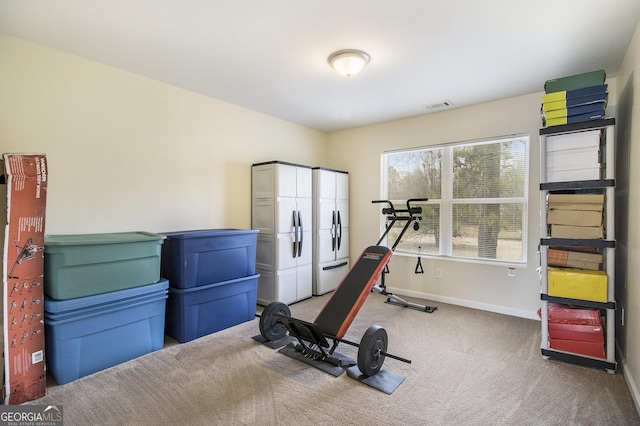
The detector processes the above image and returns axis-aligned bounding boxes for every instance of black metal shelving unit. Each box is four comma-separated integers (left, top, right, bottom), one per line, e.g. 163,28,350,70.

539,119,617,373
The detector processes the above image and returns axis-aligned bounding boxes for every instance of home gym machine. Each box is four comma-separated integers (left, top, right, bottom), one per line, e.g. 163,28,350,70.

372,198,437,313
257,245,411,391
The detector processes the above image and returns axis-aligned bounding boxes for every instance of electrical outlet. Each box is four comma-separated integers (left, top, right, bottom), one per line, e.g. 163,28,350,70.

435,267,442,279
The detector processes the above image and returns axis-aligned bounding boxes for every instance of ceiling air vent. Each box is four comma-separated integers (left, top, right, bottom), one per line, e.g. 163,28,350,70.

423,100,453,111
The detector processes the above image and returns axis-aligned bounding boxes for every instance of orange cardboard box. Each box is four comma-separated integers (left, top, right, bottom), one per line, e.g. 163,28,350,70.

1,154,48,404
547,248,603,270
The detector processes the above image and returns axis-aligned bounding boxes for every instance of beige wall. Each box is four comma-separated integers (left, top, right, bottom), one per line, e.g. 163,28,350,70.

327,93,551,319
0,34,327,235
615,20,640,411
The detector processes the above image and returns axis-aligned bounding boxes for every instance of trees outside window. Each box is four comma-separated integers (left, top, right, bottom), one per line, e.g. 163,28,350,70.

382,136,529,263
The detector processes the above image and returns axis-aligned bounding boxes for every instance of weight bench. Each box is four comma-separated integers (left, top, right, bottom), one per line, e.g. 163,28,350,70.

257,246,411,392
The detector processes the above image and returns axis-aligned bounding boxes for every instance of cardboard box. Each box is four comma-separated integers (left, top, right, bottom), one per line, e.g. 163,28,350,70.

547,193,605,211
1,154,48,404
547,267,607,302
547,201,604,212
547,248,602,270
547,196,604,213
547,209,602,227
546,130,601,152
550,224,604,239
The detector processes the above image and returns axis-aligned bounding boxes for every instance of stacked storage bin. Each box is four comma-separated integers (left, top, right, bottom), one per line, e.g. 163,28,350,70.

43,232,168,385
547,303,605,359
161,229,259,343
541,69,608,128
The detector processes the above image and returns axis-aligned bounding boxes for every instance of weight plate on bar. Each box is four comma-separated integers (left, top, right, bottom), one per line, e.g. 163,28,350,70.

357,325,387,377
259,302,291,341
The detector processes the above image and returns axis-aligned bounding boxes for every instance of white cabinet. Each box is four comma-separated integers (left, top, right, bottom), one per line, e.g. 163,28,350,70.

312,168,350,295
539,118,617,372
252,161,313,305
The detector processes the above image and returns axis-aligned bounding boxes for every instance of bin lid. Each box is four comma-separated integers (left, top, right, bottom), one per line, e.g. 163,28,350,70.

167,274,259,294
44,279,169,314
45,231,166,247
162,229,259,239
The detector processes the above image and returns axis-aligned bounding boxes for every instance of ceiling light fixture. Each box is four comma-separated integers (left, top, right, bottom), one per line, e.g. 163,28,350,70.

328,49,370,77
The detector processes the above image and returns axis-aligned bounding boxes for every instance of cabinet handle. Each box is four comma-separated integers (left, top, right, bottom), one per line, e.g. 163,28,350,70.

292,210,298,258
337,210,342,251
331,211,336,251
322,261,348,271
298,210,303,257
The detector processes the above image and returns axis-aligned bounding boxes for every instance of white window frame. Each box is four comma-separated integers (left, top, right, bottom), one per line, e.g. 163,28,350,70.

381,134,530,265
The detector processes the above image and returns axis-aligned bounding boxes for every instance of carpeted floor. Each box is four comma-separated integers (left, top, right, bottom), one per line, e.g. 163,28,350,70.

25,293,640,425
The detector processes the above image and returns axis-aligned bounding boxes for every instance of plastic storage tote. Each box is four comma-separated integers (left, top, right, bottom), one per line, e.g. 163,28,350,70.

44,279,168,385
161,229,258,289
44,232,166,300
165,274,258,343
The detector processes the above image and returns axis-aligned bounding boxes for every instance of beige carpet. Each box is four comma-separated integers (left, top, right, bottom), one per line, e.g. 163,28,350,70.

26,293,639,425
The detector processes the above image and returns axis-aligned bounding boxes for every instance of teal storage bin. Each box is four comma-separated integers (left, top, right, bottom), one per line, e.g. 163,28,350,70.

44,232,166,300
165,274,258,343
44,280,168,385
161,229,258,289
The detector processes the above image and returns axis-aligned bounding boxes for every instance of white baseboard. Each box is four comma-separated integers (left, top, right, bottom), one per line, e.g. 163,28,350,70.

385,286,541,320
617,341,640,415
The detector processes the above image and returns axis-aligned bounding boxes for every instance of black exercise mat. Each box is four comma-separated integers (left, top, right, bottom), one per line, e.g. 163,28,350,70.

346,366,405,394
252,334,295,349
278,342,355,377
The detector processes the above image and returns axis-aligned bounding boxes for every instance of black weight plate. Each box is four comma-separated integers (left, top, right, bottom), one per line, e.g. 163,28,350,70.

259,302,291,341
357,325,387,377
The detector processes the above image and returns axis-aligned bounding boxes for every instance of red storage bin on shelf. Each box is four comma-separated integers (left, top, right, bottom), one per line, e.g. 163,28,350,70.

546,303,605,359
549,339,606,359
548,322,604,343
547,302,601,325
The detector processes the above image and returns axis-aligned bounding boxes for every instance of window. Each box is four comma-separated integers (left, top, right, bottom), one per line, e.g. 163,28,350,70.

381,135,529,263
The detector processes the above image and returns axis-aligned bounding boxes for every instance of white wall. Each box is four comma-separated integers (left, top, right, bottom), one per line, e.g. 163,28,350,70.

0,34,327,235
615,20,640,412
326,91,615,319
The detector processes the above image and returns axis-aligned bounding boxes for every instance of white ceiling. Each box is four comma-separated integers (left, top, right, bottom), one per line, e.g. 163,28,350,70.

2,1,640,132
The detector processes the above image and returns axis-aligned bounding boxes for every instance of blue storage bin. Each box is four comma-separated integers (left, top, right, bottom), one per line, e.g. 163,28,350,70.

44,280,168,385
165,274,258,343
161,229,258,289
